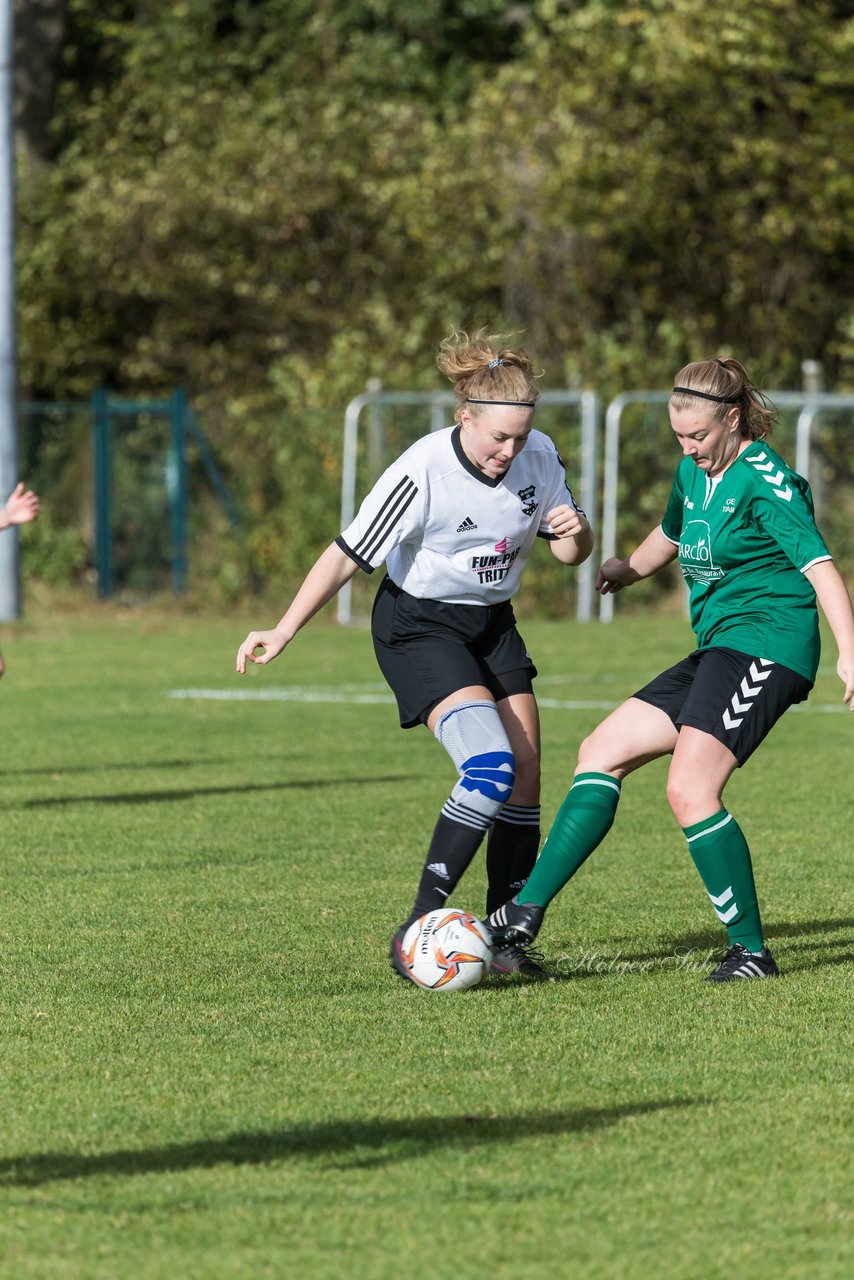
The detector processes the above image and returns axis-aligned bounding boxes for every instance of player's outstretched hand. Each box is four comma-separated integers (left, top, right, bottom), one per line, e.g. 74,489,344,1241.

236,629,288,674
2,482,39,527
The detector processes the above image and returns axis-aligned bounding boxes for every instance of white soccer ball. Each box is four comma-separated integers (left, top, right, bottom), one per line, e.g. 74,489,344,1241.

401,909,493,991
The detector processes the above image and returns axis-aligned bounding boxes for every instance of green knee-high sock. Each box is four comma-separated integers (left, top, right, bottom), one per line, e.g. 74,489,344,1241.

682,809,764,953
520,772,622,908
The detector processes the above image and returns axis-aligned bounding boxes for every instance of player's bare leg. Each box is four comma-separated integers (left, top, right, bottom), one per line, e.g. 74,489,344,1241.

576,696,679,778
665,726,738,825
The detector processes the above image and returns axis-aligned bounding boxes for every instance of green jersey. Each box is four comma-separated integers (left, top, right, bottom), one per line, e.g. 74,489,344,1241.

660,441,831,681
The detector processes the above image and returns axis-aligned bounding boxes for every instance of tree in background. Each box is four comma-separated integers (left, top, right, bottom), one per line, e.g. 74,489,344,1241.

12,0,854,596
480,0,854,389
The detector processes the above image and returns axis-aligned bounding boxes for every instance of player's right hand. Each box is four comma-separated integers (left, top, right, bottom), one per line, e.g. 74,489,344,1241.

236,629,288,674
595,557,631,594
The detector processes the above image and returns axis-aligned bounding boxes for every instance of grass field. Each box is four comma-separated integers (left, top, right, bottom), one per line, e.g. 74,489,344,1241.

0,604,851,1279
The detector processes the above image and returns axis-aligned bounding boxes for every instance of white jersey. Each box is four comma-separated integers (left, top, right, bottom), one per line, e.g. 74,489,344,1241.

337,425,581,605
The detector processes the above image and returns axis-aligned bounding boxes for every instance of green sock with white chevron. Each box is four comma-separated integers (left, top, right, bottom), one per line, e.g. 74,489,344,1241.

518,772,622,908
682,808,765,953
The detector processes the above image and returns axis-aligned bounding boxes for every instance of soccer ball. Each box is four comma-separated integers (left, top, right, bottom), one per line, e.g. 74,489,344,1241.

401,909,493,991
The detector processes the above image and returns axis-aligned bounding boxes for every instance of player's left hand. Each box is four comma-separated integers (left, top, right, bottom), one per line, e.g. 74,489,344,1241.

547,504,588,539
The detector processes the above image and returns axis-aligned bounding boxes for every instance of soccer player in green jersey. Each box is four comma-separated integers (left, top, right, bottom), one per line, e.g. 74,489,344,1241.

488,357,854,982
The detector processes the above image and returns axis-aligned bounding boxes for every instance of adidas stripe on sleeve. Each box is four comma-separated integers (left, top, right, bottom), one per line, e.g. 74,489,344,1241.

337,466,423,573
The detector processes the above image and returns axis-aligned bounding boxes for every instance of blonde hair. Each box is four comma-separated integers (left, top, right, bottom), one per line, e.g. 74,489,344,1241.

670,357,776,441
437,329,540,422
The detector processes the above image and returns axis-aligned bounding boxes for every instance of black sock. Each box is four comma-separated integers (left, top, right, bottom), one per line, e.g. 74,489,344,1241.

405,814,487,925
485,804,541,915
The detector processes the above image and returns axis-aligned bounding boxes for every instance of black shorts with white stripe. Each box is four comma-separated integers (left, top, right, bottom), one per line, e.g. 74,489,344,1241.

633,647,812,765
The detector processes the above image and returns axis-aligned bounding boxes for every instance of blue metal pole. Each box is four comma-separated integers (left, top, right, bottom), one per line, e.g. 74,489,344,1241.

168,387,188,593
185,407,240,529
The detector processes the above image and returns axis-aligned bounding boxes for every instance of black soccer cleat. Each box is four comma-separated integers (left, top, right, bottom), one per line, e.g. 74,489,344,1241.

487,897,545,946
489,942,547,980
705,943,780,983
389,925,412,982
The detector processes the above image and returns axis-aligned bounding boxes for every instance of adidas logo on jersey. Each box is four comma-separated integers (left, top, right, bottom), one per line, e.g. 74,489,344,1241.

456,516,478,533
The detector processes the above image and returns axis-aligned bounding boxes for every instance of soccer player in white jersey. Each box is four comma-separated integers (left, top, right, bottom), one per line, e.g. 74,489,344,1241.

236,330,593,982
489,357,854,982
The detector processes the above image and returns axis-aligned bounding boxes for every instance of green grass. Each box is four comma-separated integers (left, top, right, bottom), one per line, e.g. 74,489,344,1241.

0,605,851,1279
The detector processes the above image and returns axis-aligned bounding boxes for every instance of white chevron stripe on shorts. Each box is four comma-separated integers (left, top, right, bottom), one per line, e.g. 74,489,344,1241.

722,659,774,730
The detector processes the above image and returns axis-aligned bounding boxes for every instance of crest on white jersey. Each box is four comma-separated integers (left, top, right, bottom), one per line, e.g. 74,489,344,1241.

518,485,539,516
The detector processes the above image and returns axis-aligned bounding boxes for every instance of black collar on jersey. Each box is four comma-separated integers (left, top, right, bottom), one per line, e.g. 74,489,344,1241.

671,386,740,403
452,424,506,487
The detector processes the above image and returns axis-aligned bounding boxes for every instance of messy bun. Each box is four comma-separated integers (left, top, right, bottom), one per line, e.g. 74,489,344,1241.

437,329,540,421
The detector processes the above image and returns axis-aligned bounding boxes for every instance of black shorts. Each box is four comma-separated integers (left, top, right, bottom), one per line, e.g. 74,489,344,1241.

371,577,537,728
633,647,812,765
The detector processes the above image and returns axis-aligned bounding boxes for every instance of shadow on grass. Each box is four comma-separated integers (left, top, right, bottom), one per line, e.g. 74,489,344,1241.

3,756,303,778
546,917,854,979
20,776,414,808
0,1099,701,1185
607,917,854,961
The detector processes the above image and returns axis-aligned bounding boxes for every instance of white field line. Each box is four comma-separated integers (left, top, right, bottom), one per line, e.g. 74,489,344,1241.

167,687,848,713
167,687,615,710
